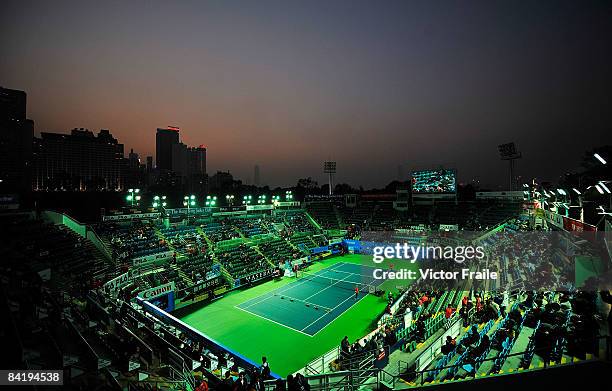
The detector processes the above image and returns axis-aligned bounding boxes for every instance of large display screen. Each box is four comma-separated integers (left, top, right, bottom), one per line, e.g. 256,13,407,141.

411,169,456,194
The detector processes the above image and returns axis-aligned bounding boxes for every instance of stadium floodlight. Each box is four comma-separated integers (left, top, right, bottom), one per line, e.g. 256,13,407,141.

599,182,611,194
285,190,293,201
153,195,166,209
594,153,607,165
572,188,581,195
595,184,605,194
205,195,217,207
126,188,140,206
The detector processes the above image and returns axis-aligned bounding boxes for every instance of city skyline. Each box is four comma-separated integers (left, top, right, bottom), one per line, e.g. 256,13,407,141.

2,0,610,188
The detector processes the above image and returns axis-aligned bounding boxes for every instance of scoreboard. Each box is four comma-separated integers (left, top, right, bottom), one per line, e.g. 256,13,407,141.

411,169,456,194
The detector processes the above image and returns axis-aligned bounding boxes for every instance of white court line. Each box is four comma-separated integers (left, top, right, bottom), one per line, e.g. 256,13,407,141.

308,292,366,337
239,273,318,310
239,262,350,310
302,273,354,302
300,290,362,334
234,304,314,337
236,261,373,334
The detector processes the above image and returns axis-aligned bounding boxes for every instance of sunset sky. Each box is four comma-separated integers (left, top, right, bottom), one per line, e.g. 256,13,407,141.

1,0,610,188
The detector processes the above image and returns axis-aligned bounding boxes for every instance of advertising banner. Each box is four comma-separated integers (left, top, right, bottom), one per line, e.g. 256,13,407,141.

138,282,175,300
131,250,174,267
102,212,161,221
563,216,597,232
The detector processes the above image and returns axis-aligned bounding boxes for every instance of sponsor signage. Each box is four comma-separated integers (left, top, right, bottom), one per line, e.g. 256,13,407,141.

190,277,224,294
138,282,175,300
246,204,274,211
166,207,213,216
439,224,459,231
476,191,523,201
275,201,301,207
102,212,161,221
562,216,597,232
305,194,344,201
104,272,130,293
543,209,564,229
243,268,274,284
132,250,174,267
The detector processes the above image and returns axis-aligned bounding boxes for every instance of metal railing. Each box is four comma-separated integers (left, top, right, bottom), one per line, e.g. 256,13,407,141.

395,335,608,387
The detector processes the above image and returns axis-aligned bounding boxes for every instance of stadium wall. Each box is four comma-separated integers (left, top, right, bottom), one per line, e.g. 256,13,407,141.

42,210,113,261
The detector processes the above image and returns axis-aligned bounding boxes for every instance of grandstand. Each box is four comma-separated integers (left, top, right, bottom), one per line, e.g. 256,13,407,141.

1,195,611,391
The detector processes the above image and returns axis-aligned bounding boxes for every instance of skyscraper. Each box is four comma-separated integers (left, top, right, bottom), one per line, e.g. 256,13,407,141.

32,128,125,191
0,87,34,193
156,127,180,170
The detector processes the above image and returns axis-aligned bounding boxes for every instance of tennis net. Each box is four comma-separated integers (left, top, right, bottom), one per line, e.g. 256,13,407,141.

297,270,376,293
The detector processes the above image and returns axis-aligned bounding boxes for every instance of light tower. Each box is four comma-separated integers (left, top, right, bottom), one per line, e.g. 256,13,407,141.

498,143,521,191
324,161,336,195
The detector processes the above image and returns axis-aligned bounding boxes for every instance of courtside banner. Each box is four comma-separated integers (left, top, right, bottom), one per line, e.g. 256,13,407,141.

138,282,175,300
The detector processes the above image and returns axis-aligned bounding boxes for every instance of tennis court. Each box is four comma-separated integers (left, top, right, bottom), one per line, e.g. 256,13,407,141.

236,262,382,336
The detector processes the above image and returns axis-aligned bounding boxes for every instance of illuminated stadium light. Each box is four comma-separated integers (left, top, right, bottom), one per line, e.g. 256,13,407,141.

595,184,605,194
205,195,217,207
599,182,611,194
243,195,253,205
285,190,293,201
594,153,607,165
183,195,197,208
126,188,140,206
152,195,167,209
572,188,581,195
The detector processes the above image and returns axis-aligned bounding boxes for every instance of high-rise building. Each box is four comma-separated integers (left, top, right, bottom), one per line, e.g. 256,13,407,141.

171,142,207,191
155,126,207,191
32,128,125,191
146,156,153,172
156,127,180,170
0,87,34,193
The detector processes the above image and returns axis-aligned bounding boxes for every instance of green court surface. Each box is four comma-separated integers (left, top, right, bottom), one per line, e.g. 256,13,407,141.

179,254,404,376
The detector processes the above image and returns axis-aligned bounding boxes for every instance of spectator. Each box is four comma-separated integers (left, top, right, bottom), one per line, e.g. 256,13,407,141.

219,371,234,391
441,336,456,355
445,304,455,319
261,356,271,380
233,372,248,391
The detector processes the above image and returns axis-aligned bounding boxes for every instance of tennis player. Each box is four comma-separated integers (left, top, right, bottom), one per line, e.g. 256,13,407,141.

354,285,359,300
